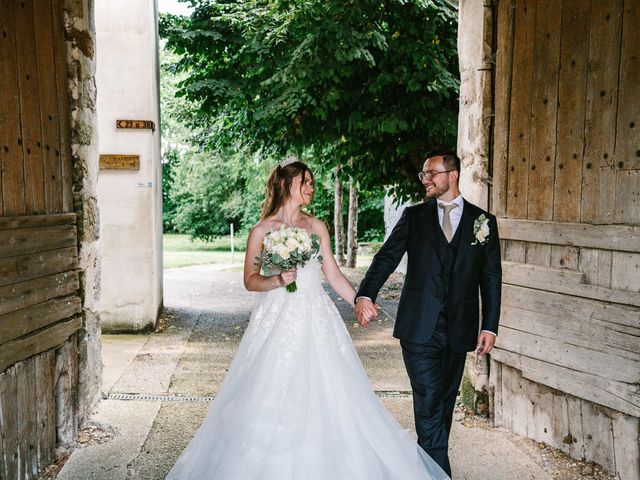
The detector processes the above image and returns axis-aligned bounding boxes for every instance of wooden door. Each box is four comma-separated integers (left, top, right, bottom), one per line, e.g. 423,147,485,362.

490,0,639,467
0,0,83,478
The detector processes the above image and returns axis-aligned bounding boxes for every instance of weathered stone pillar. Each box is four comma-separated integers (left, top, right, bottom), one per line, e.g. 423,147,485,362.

457,0,494,413
457,0,493,210
63,0,102,426
95,0,163,332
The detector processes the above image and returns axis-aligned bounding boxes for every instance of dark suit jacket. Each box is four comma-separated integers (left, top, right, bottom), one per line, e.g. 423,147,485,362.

356,198,501,352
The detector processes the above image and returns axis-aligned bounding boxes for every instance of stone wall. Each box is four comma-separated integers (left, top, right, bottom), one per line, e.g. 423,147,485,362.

63,0,102,425
456,0,494,411
457,0,493,210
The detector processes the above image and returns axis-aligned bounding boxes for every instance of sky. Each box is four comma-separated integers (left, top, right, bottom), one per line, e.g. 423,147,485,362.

158,0,192,16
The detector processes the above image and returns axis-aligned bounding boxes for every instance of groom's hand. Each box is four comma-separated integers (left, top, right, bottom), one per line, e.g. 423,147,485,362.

355,298,378,327
476,331,496,355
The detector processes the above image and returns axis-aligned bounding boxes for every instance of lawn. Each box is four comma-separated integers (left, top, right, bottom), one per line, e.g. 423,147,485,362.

163,233,377,271
163,234,246,269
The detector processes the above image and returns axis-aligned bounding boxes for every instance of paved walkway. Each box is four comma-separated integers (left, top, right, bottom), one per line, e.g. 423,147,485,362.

57,264,553,480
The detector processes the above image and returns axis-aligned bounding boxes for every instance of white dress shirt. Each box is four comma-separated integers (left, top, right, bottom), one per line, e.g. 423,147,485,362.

436,194,464,237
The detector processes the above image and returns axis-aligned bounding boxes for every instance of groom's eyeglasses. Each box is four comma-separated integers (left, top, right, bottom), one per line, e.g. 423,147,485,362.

418,170,454,181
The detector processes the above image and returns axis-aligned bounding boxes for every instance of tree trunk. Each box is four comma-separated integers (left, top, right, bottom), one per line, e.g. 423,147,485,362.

334,166,345,266
346,178,358,268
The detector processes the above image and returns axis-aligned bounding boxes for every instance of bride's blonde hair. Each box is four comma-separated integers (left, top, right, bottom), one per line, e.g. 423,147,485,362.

261,160,315,220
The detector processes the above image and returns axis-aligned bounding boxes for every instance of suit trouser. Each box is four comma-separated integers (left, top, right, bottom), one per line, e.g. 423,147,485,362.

400,318,467,477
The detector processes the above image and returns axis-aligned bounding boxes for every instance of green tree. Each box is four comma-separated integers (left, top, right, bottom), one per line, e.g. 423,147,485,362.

160,0,459,201
171,148,247,240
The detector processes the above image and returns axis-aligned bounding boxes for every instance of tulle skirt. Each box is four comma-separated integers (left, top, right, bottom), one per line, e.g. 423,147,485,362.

166,260,449,479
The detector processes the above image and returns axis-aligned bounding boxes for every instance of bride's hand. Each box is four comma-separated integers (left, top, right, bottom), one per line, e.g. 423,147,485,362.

279,268,297,287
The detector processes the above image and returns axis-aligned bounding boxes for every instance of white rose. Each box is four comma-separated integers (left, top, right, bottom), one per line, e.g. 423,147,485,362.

476,223,489,242
278,245,291,259
286,238,300,250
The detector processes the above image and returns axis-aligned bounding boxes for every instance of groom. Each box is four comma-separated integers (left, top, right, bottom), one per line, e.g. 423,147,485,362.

355,149,501,477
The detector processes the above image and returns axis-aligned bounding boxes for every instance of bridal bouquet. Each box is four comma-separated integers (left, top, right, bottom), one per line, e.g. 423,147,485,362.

256,225,322,292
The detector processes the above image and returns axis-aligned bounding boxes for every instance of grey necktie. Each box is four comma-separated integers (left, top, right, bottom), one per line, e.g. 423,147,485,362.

439,203,458,243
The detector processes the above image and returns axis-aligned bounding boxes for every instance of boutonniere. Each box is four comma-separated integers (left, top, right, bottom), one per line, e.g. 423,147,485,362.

471,214,490,245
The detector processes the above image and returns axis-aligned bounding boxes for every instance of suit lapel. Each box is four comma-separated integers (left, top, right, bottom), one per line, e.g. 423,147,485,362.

453,199,475,274
421,200,443,267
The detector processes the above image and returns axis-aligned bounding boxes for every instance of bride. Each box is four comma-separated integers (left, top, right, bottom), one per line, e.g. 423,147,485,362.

165,159,449,479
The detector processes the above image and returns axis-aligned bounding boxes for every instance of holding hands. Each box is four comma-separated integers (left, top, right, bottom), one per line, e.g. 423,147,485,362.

354,297,379,327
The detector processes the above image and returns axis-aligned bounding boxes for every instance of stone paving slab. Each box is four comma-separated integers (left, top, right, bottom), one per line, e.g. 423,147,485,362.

56,400,161,480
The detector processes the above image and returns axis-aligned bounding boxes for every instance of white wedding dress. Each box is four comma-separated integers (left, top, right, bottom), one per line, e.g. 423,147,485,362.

166,257,449,479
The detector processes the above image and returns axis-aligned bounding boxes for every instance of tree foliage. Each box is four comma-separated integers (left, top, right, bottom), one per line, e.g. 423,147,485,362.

160,0,459,200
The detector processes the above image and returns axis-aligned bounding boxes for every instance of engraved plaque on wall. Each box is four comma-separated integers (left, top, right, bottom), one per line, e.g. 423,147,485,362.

116,119,155,132
99,154,140,170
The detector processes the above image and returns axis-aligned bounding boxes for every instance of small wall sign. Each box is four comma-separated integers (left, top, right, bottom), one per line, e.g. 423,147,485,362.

116,119,155,132
100,154,140,170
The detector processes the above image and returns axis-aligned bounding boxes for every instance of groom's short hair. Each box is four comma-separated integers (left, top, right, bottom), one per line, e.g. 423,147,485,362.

426,148,460,173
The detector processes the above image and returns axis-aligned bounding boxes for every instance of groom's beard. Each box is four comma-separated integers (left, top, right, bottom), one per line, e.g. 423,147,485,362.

425,183,449,199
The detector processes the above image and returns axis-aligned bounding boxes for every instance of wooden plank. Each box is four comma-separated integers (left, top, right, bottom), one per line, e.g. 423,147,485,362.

0,224,77,259
51,0,73,213
35,351,56,467
500,304,639,363
611,251,640,293
581,400,616,473
615,169,640,224
502,239,526,262
529,380,555,445
614,0,640,172
526,0,561,221
612,413,640,480
55,334,78,446
0,316,81,374
15,358,38,479
581,0,623,224
33,0,63,213
0,295,82,345
498,325,639,384
492,0,516,217
550,245,579,270
0,0,26,216
506,0,536,219
598,249,613,289
0,212,75,230
497,218,640,253
502,284,640,331
491,348,640,417
565,396,586,463
502,261,640,307
0,246,78,288
14,0,46,215
578,247,600,285
525,243,550,267
553,0,591,222
0,270,79,317
0,366,18,480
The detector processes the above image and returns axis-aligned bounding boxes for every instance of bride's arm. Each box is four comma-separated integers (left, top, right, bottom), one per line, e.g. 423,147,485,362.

315,220,357,306
243,224,289,291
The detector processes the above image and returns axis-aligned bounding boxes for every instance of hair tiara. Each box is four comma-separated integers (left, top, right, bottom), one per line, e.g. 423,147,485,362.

279,155,298,168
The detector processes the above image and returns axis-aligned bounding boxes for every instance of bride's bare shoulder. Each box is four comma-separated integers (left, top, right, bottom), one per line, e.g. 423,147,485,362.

305,215,328,235
249,219,278,238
